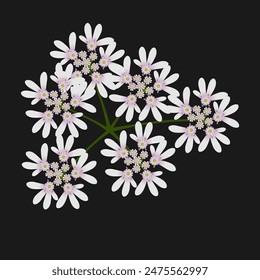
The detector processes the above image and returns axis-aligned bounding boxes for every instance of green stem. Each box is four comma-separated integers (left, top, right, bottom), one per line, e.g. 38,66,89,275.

112,118,189,131
96,86,110,127
85,131,109,152
111,116,120,128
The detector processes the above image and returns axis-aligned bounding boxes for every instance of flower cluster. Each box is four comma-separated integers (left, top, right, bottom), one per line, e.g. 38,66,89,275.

22,136,97,209
102,122,176,196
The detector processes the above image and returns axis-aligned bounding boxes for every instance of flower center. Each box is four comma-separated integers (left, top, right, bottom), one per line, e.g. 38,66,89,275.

43,110,53,122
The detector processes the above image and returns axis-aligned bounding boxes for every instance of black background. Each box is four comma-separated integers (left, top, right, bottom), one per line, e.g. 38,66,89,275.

1,2,259,260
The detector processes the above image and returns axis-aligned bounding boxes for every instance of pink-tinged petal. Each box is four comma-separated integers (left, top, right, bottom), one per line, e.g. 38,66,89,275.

82,160,97,173
154,71,159,80
26,182,43,190
219,96,230,111
54,40,69,52
79,35,87,43
115,102,128,117
22,162,38,170
109,94,126,102
33,190,45,205
185,137,193,153
68,148,86,157
101,149,117,157
183,87,190,104
41,143,48,160
109,63,124,75
69,194,80,209
93,24,102,40
122,181,130,197
207,78,216,94
224,104,239,116
198,136,210,152
139,105,150,121
110,50,125,62
211,92,228,100
139,47,147,63
69,32,76,49
105,169,122,177
124,56,131,72
211,137,222,153
50,51,66,59
198,78,206,93
111,177,124,192
26,151,41,163
148,181,159,196
68,122,79,138
215,132,230,145
43,193,52,210
153,176,167,189
152,61,168,70
32,119,44,134
161,148,175,160
223,117,239,128
50,75,58,83
56,192,68,208
42,122,51,138
97,82,108,98
126,106,134,122
25,80,40,92
160,65,171,80
120,130,127,147
21,90,37,99
213,101,219,112
56,122,66,137
71,158,76,168
150,145,156,155
135,180,146,196
169,125,186,133
133,59,141,67
26,110,43,118
147,47,157,64
51,147,59,154
164,73,179,85
175,133,188,148
40,72,47,89
81,174,97,184
164,86,179,97
84,23,92,39
74,189,88,202
73,118,88,130
104,138,120,150
193,90,201,98
160,161,176,172
97,37,114,46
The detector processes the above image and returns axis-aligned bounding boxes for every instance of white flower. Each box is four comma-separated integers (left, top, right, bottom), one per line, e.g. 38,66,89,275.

50,32,78,65
70,80,97,113
101,131,128,163
50,63,74,92
25,110,57,138
109,93,141,122
153,65,179,96
168,87,192,119
198,127,230,153
27,182,58,210
51,135,85,162
130,121,164,149
22,143,49,176
105,169,137,197
71,153,97,184
99,42,125,69
135,171,167,197
133,47,168,74
213,96,239,128
79,23,114,50
193,78,228,105
149,140,176,171
21,72,49,105
56,112,87,138
139,96,171,122
56,183,88,209
109,56,132,88
169,125,200,153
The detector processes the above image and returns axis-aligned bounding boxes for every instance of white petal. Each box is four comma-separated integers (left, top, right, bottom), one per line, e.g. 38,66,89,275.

56,192,68,208
69,194,80,209
198,77,206,93
156,140,167,154
54,40,69,52
33,190,45,205
41,143,48,160
120,130,127,147
102,73,117,89
101,149,117,157
73,118,88,130
135,180,146,196
193,90,201,98
115,102,128,117
56,122,66,137
111,177,124,192
97,82,108,98
81,174,97,184
153,176,167,189
164,86,179,96
139,47,147,63
183,87,190,104
105,169,122,177
164,73,179,85
151,106,162,122
84,23,92,39
104,138,120,150
82,160,97,173
50,50,66,58
74,189,88,202
25,80,40,92
154,71,159,80
144,122,153,139
223,117,239,128
22,162,38,170
156,102,171,114
130,179,137,188
32,119,44,133
185,137,193,153
150,145,155,155
68,122,79,138
42,122,51,138
126,106,134,122
153,171,163,176
64,135,73,151
148,181,159,196
40,72,47,89
26,151,41,163
43,193,52,210
215,132,230,145
130,134,137,141
110,50,125,61
69,32,76,49
147,47,157,64
211,137,222,153
97,37,114,46
26,110,42,118
198,136,209,152
21,90,37,99
32,170,41,177
224,104,239,116
174,112,184,120
68,148,86,157
219,96,231,111
27,182,43,190
213,101,219,112
109,63,124,75
160,161,176,171
122,181,130,197
207,78,216,94
216,127,226,133
139,105,150,121
124,56,131,72
168,96,183,107
148,135,165,144
135,121,143,138
109,94,126,102
152,61,168,70
175,133,187,148
160,65,171,80
75,184,84,189
93,23,102,40
211,92,228,100
77,153,88,168
161,148,175,159
169,125,186,133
